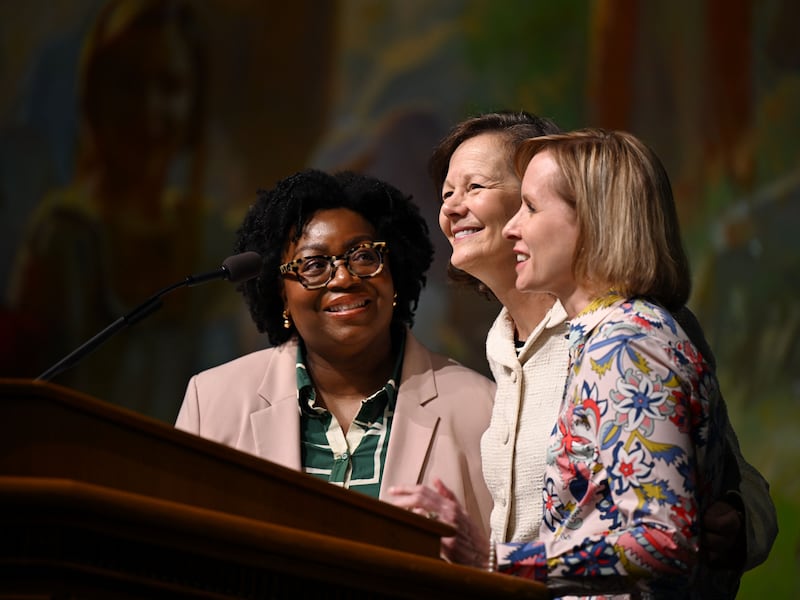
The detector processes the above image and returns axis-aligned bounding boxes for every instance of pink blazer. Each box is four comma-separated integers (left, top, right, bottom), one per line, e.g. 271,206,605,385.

176,331,495,536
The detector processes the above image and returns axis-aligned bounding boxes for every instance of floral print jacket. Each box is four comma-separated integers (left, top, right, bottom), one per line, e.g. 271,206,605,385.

496,296,727,599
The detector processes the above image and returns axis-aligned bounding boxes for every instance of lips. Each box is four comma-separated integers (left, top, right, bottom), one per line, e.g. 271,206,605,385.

452,227,482,240
512,245,530,264
325,298,369,313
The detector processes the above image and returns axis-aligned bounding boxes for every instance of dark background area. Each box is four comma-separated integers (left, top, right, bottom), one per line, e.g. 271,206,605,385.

1,2,797,594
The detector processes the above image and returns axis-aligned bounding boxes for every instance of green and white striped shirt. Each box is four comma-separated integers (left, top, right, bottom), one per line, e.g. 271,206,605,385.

297,332,405,499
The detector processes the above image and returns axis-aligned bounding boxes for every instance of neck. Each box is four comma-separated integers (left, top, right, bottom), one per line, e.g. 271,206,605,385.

562,286,622,319
499,288,556,340
476,265,555,341
304,334,395,402
560,283,605,319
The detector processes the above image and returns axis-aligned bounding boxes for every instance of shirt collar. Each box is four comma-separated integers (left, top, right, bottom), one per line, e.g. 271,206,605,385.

566,292,626,356
295,329,406,418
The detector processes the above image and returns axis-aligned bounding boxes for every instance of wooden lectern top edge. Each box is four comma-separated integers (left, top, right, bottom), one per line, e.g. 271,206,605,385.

0,378,456,539
0,475,548,599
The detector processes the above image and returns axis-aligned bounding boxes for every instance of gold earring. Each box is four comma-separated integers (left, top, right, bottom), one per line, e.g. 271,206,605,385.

282,310,291,329
392,292,397,307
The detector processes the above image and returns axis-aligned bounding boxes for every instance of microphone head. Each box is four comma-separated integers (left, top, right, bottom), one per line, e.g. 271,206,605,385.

222,251,262,283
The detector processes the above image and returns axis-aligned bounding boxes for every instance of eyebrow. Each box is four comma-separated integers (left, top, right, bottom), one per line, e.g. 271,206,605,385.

291,235,375,258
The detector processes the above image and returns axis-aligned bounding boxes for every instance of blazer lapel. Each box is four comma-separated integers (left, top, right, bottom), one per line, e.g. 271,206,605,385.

247,334,441,493
250,341,302,470
380,332,439,498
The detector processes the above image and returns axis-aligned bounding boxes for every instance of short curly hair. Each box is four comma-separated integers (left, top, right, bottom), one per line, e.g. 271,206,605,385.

428,110,561,299
234,169,434,346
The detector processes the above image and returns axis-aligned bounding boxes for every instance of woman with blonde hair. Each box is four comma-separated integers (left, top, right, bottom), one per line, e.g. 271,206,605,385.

495,128,727,596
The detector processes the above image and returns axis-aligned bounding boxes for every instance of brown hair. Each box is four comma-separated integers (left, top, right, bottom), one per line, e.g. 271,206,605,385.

428,111,561,299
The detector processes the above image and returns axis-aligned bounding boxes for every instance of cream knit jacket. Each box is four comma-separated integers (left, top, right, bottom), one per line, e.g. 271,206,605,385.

481,300,570,544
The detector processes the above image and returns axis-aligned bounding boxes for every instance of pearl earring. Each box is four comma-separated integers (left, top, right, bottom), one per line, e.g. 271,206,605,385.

282,310,291,329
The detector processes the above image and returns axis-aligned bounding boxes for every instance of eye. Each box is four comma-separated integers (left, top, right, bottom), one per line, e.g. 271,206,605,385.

441,190,453,202
468,182,484,191
349,247,380,266
298,256,329,276
523,198,536,213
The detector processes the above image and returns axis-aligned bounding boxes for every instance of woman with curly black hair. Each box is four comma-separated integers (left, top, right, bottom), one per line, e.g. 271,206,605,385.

233,169,435,347
176,169,494,553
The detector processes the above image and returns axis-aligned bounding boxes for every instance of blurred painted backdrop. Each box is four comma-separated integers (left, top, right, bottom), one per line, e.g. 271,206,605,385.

1,1,797,595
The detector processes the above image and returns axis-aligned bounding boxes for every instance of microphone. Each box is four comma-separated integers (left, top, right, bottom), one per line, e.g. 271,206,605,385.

185,251,263,286
36,251,262,383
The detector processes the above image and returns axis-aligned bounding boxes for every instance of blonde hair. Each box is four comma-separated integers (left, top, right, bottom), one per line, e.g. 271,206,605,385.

514,128,690,310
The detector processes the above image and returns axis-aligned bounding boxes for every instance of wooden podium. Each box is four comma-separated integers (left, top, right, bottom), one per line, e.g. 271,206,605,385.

0,379,547,599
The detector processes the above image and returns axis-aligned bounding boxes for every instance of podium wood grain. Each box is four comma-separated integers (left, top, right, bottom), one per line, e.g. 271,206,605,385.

0,378,547,599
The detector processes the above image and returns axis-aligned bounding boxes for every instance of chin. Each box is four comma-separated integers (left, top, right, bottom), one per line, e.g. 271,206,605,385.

513,274,534,293
451,249,481,272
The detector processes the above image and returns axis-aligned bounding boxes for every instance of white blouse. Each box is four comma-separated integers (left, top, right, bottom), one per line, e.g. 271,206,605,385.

481,301,570,543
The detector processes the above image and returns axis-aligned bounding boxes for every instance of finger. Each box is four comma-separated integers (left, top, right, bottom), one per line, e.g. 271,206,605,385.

441,535,485,567
387,485,417,497
433,478,457,501
387,486,430,507
386,489,426,511
389,497,416,510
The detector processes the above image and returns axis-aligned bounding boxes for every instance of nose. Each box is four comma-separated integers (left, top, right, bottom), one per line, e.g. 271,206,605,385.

327,259,359,288
440,190,467,219
502,209,521,240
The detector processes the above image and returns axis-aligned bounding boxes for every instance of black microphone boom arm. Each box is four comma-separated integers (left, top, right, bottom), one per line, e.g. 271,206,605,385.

36,251,261,382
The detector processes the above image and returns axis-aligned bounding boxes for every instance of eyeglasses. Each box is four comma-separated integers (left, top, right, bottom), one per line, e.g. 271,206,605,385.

279,241,388,290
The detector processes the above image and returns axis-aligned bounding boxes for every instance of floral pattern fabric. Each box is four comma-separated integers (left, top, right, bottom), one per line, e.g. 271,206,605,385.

496,296,726,598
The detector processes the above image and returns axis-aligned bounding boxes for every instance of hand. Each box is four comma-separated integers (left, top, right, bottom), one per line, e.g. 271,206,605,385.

702,499,745,568
388,478,489,568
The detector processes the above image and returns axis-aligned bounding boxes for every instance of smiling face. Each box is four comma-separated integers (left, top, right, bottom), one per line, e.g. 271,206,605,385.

438,132,522,292
503,151,584,312
282,208,395,359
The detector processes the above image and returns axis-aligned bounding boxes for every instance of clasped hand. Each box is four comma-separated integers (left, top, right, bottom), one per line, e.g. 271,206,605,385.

388,483,743,572
388,478,489,568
